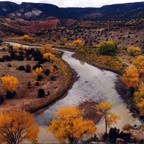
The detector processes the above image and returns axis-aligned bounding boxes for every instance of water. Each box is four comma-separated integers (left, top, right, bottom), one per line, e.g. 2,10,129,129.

36,50,141,135
5,42,141,142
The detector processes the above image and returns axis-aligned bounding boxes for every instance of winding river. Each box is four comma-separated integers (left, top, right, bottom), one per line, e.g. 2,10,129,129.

6,42,141,143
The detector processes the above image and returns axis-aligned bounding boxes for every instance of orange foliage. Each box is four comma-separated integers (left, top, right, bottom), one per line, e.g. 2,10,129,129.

134,84,144,116
121,65,139,88
73,39,85,47
23,35,35,43
32,67,43,76
0,76,19,92
48,106,96,143
132,55,144,76
96,102,119,133
0,110,39,143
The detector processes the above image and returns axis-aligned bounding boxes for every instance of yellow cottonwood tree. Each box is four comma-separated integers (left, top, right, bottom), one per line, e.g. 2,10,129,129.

127,46,141,56
0,110,39,144
134,84,144,116
121,65,139,89
48,106,96,144
43,52,55,60
132,55,144,76
32,67,43,76
1,76,19,92
73,39,85,47
96,102,119,134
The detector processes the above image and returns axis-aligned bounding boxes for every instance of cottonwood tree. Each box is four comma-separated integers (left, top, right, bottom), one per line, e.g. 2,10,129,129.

48,106,96,144
0,110,39,144
1,76,19,98
96,102,119,134
132,55,144,77
121,65,139,90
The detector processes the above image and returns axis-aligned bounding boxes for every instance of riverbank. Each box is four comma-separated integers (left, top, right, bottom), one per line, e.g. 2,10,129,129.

0,43,74,115
56,46,143,123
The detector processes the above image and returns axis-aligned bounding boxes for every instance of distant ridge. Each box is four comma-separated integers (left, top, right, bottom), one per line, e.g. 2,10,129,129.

0,1,143,20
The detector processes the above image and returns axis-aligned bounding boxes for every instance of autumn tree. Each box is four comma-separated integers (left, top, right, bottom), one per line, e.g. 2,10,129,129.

23,35,35,43
73,39,85,47
134,84,144,116
132,55,144,77
40,44,53,54
98,40,117,56
32,67,43,76
127,46,141,56
48,106,96,144
43,52,55,61
0,110,39,144
0,76,19,98
121,65,139,89
96,102,119,134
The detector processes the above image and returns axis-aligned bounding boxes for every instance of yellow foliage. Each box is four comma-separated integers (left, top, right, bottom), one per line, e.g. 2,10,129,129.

134,84,144,115
40,44,53,54
0,110,39,143
121,65,139,88
48,106,96,143
96,102,112,115
73,39,85,47
43,52,55,60
127,46,141,56
32,67,43,76
0,76,19,92
132,55,144,76
98,40,117,56
106,112,119,127
96,102,119,133
23,34,35,43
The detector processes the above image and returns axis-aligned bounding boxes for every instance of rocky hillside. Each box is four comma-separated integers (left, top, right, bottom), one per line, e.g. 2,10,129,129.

0,2,144,20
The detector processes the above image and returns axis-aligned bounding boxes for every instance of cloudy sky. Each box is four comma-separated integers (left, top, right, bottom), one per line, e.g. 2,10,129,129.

0,0,143,7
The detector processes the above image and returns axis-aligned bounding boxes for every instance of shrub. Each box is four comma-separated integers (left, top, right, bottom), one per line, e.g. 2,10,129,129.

98,41,117,56
44,69,50,76
38,89,45,98
50,75,56,81
23,35,35,43
127,46,141,56
132,55,144,76
17,65,25,71
25,64,31,73
0,96,4,104
73,39,85,47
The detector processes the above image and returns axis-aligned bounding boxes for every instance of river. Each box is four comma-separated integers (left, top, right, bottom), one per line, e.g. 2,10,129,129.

5,42,141,143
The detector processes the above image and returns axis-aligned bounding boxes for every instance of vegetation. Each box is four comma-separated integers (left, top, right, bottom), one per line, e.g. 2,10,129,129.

23,35,35,43
72,39,85,47
96,102,119,134
1,76,19,93
0,110,39,144
127,46,141,56
121,65,139,89
98,41,117,56
48,106,96,144
132,55,144,77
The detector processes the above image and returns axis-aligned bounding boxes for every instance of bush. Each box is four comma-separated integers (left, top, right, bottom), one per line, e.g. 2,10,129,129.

44,69,50,76
98,41,117,56
17,65,25,71
25,64,31,73
0,96,4,104
127,46,141,56
23,35,35,43
37,75,43,81
38,89,45,98
50,75,56,81
6,91,16,99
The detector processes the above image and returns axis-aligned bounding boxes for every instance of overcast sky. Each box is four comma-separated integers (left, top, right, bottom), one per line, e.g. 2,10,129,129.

0,0,143,7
